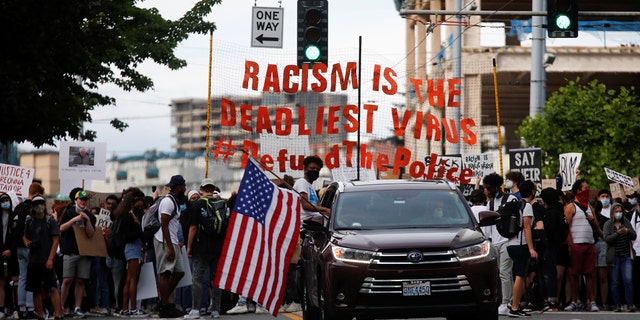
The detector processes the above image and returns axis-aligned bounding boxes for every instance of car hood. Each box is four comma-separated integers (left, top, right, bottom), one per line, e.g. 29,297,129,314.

332,227,484,251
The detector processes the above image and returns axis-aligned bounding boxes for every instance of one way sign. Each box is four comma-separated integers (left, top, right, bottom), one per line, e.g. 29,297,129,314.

251,7,283,48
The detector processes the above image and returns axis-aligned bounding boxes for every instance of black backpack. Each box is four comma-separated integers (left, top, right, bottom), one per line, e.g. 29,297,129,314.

491,196,526,239
106,217,126,257
543,204,569,245
197,197,229,238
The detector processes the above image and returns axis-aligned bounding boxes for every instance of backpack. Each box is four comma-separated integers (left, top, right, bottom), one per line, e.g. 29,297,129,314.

141,195,178,245
543,205,569,245
106,217,125,257
491,196,526,239
197,197,229,238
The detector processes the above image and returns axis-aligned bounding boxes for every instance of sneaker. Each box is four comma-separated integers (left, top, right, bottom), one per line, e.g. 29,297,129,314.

542,301,558,312
198,308,208,316
508,308,530,318
225,305,248,315
255,305,269,314
576,302,585,311
129,310,146,318
629,305,637,312
73,308,85,319
285,302,301,313
589,302,599,312
119,310,130,317
498,304,510,316
210,311,220,319
24,311,38,320
563,302,577,311
183,309,200,319
159,304,185,319
278,303,290,314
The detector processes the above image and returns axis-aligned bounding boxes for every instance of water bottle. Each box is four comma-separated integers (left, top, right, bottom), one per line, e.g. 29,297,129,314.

508,214,517,234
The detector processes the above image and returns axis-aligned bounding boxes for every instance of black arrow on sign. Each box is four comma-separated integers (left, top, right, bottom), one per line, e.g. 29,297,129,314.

256,34,279,44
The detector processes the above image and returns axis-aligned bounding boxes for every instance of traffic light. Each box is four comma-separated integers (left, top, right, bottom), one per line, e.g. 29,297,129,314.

547,0,578,38
297,0,328,67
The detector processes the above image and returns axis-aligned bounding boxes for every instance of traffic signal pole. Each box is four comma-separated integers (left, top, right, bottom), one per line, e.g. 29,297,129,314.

531,0,546,117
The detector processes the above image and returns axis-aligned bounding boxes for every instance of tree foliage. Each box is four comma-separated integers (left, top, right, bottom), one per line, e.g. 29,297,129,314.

516,79,640,189
0,0,220,147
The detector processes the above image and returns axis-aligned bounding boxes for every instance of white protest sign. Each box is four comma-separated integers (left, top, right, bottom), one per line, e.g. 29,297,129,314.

136,262,158,300
176,246,193,288
331,157,376,182
559,153,582,191
0,164,35,197
59,141,107,180
260,125,309,179
95,208,112,229
604,167,634,188
463,153,495,178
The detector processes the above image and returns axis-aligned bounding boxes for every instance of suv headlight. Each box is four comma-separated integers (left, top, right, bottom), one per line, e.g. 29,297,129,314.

453,240,491,262
331,244,376,264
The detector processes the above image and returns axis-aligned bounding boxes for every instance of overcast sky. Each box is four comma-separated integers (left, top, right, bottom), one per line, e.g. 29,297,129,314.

20,0,408,156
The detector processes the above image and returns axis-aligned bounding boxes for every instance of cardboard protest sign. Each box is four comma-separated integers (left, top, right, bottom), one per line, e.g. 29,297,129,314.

95,208,112,229
0,164,35,197
623,177,639,196
463,153,495,179
610,183,625,200
541,179,556,190
74,225,108,257
559,153,582,191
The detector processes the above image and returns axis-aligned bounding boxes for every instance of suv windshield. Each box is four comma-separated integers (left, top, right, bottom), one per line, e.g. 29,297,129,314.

333,189,471,229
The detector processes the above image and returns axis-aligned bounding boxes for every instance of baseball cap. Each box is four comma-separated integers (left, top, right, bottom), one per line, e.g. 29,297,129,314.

166,175,186,188
75,190,89,200
32,195,46,203
200,178,215,188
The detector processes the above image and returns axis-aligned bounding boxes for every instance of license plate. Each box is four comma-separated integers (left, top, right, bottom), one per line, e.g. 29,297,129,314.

402,280,431,296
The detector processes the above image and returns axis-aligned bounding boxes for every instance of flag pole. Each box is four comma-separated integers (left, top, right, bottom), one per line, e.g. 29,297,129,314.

240,149,329,219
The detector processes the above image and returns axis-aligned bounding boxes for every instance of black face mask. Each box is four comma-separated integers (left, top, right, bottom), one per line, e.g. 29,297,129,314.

133,207,144,215
306,169,320,182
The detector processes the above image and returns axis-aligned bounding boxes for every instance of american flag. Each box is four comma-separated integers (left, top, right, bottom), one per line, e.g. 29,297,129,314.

214,158,301,316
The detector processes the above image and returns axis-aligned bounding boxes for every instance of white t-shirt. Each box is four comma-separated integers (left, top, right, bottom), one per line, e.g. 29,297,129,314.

471,204,491,238
507,201,534,246
485,194,517,244
154,195,181,244
293,178,322,221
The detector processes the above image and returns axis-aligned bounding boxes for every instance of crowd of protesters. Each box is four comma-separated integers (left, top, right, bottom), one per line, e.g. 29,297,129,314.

473,171,640,317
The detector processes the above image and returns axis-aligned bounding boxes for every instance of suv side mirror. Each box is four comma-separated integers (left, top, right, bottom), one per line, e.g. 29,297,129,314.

478,210,500,227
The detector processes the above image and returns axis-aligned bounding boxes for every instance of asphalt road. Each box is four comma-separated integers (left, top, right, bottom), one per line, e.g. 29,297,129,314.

77,309,639,320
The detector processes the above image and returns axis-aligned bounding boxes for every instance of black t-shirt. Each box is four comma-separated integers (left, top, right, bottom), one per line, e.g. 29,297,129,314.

60,206,97,255
25,216,60,263
189,198,224,259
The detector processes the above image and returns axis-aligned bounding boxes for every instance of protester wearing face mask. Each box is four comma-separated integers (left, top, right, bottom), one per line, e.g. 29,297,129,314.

505,171,525,200
482,173,518,316
0,193,18,319
603,203,637,312
595,189,613,311
113,188,147,317
293,155,331,222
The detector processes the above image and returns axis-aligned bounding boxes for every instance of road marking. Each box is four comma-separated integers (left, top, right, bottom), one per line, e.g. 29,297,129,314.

282,311,303,320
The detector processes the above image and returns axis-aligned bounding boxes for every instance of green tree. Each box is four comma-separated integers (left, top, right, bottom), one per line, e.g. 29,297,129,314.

516,79,640,189
0,0,220,147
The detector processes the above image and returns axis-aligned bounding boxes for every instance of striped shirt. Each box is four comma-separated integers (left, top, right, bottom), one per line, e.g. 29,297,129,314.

571,202,595,245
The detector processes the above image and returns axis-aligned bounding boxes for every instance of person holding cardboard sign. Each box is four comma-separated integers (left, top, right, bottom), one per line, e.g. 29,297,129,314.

59,190,96,318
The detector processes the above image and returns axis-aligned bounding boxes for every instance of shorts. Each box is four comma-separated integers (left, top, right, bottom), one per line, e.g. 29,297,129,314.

62,254,91,279
154,238,185,275
26,262,58,292
507,245,531,277
556,244,571,267
125,238,143,262
595,239,609,267
569,243,596,275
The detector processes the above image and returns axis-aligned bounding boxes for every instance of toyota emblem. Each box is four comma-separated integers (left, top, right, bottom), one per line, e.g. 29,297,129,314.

407,250,423,263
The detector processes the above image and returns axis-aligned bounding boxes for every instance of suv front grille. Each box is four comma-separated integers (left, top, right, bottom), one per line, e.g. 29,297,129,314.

371,249,459,268
359,275,472,294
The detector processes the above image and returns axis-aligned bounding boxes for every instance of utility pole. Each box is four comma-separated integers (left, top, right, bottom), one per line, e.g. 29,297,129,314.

530,0,546,117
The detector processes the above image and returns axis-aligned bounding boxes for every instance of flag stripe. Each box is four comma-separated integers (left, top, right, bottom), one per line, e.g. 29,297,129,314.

214,158,301,316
